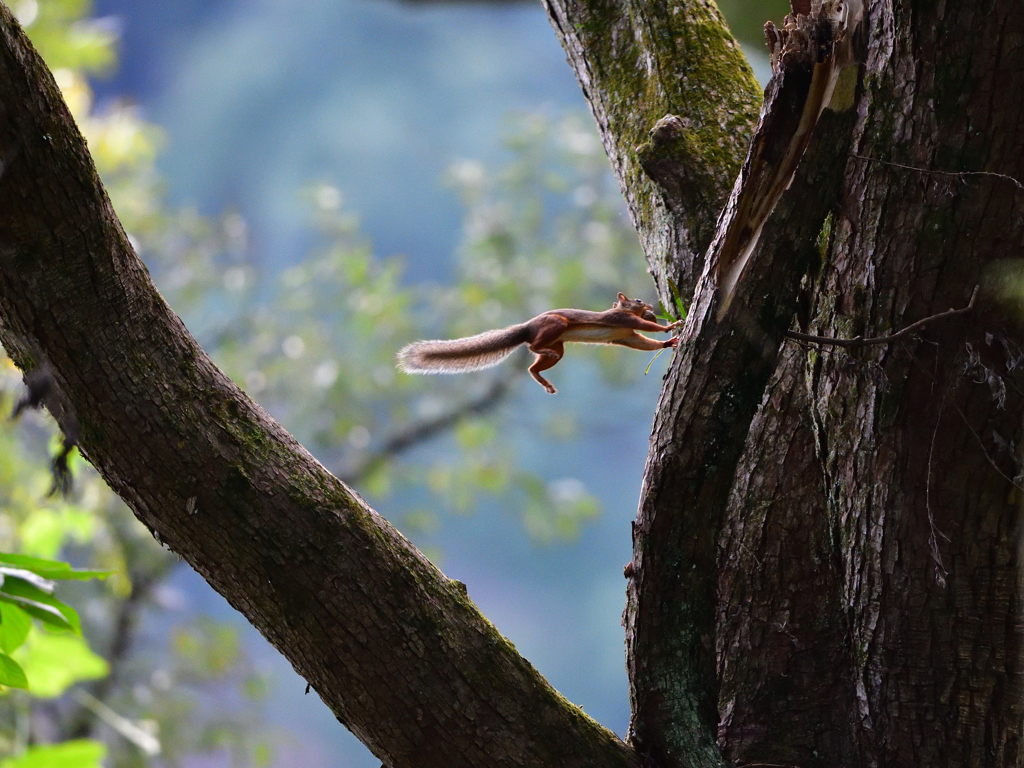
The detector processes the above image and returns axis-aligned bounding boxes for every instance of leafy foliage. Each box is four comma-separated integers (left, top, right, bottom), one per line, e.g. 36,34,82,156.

0,552,108,765
0,739,106,768
0,553,107,690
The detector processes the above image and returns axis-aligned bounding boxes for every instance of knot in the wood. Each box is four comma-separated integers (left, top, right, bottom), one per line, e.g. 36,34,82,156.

635,115,703,197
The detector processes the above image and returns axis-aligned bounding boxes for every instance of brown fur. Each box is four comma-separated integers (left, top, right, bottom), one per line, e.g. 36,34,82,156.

396,293,681,393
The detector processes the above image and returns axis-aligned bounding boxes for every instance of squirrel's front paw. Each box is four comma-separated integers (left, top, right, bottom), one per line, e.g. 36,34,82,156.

663,336,679,348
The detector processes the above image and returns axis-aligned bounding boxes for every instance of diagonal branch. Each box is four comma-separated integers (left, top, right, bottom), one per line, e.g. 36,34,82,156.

0,9,635,767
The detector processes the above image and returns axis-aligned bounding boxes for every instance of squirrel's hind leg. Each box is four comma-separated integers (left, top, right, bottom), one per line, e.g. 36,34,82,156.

528,342,563,394
528,315,569,359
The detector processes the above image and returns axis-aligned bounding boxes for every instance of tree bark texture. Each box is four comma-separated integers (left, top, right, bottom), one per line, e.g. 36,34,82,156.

0,7,637,768
551,0,1024,765
718,2,1024,765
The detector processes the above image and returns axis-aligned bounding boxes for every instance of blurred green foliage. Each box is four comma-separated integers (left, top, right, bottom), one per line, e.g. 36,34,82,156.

1,739,106,768
714,0,791,45
0,553,108,762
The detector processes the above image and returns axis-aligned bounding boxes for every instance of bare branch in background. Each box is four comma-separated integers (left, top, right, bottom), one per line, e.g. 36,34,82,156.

340,372,518,485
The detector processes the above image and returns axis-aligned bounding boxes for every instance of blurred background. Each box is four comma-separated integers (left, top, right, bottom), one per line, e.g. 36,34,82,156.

0,0,784,765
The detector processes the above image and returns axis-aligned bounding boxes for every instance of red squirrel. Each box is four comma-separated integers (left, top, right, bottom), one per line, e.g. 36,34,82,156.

397,292,681,394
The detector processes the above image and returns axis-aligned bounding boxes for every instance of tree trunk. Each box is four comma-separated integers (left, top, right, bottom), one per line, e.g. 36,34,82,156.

718,3,1024,764
2,0,1023,765
549,0,1024,766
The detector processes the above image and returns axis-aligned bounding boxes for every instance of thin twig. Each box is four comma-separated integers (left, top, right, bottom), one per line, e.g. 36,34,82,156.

951,401,1024,494
784,286,977,348
67,548,175,740
851,154,1024,194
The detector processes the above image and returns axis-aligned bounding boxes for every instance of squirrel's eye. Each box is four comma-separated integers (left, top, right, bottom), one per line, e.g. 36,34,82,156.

635,299,641,304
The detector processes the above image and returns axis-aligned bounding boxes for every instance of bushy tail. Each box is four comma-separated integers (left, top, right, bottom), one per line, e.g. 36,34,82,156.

397,324,531,374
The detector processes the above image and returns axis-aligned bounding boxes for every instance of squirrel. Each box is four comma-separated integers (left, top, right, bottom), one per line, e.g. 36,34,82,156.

396,292,682,394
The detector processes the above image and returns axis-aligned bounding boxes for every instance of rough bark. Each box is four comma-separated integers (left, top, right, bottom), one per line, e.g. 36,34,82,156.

715,1,1024,765
3,0,1023,764
0,8,636,768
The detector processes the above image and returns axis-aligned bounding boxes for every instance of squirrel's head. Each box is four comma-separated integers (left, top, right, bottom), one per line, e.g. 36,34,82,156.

615,292,658,321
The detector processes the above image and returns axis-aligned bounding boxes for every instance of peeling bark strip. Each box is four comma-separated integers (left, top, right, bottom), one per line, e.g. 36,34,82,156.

716,0,860,317
0,9,636,768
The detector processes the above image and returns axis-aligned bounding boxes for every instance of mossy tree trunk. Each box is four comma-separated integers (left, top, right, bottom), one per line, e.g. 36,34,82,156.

1,0,1023,766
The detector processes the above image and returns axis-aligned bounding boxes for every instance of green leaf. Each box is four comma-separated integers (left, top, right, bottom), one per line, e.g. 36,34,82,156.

0,652,28,689
0,604,32,654
665,277,687,320
0,593,72,632
0,740,106,768
674,294,687,320
0,578,79,634
0,554,110,581
0,567,55,594
14,631,108,698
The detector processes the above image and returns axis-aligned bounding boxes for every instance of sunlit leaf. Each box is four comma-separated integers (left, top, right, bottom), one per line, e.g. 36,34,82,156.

0,592,72,633
0,576,79,633
0,567,54,593
0,603,32,654
0,553,110,581
0,651,28,689
14,630,108,698
0,739,106,768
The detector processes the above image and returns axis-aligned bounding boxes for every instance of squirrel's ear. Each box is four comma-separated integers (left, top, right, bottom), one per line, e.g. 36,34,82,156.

617,292,627,302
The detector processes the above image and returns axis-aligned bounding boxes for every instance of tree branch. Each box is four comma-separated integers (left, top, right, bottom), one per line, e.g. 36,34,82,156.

850,154,1024,193
0,9,635,767
339,372,516,485
541,0,762,310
